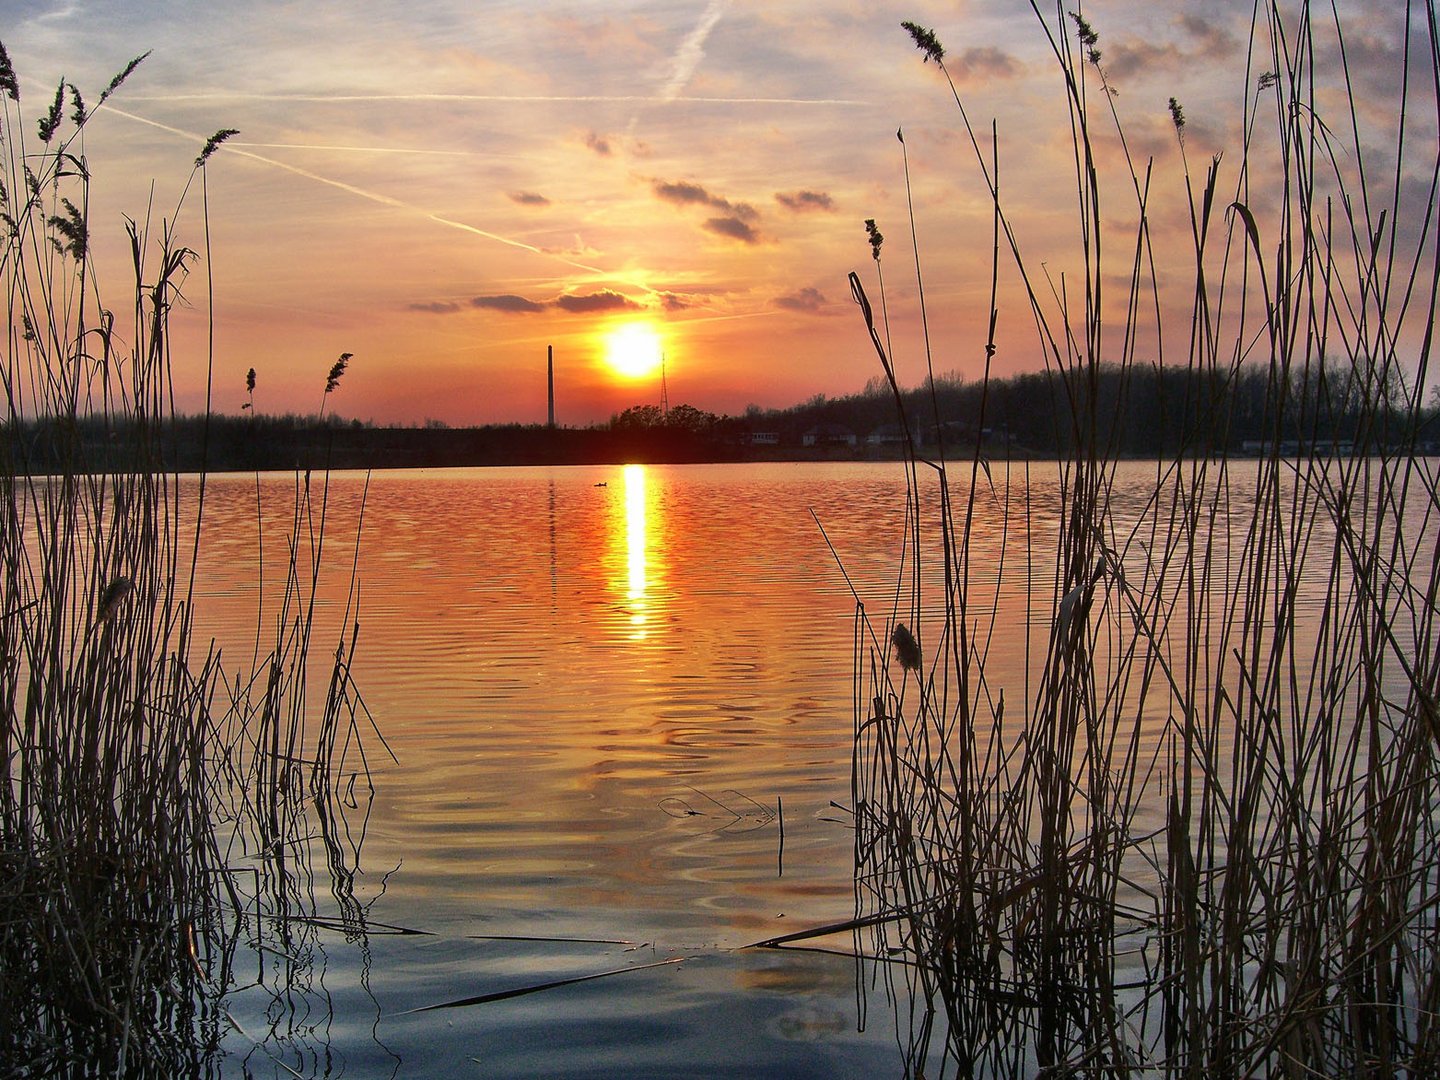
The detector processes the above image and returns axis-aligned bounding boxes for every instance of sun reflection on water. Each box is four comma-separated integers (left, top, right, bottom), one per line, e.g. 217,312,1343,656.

624,463,649,639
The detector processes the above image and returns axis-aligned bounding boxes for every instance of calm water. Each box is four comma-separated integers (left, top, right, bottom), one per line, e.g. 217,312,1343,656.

194,462,927,1078
181,456,1435,1076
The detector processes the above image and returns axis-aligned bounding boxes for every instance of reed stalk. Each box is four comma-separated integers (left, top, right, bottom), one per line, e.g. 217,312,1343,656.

851,5,1440,1076
0,52,377,1075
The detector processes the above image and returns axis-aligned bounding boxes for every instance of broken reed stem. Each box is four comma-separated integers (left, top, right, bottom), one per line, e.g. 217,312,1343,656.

854,6,1440,1077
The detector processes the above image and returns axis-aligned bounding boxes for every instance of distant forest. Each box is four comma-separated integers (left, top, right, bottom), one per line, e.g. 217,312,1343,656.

9,361,1438,474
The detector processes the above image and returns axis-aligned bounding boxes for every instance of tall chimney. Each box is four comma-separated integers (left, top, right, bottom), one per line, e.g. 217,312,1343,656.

547,345,555,428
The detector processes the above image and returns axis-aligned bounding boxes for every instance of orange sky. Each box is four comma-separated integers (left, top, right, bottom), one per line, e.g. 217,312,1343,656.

6,1,1433,424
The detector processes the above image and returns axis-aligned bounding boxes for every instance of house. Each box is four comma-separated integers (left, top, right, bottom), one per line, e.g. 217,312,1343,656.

867,423,907,447
802,423,857,448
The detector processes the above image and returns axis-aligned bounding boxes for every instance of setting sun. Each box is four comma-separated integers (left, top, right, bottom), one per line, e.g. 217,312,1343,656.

603,324,664,380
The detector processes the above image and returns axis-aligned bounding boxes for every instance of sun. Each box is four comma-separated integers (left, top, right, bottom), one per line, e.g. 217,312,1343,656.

603,323,664,380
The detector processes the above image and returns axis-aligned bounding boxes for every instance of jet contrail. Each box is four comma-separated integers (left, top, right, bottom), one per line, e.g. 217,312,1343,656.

105,106,622,282
230,141,480,157
660,0,730,101
124,91,864,107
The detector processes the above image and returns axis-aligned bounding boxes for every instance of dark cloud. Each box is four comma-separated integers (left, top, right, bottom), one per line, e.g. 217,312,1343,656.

654,179,711,207
659,292,693,312
553,290,642,314
705,216,760,244
408,300,461,314
464,290,643,315
654,179,758,221
1104,40,1183,80
471,294,547,313
775,190,834,213
951,46,1020,84
1177,13,1237,58
774,286,826,313
584,131,612,156
508,191,550,207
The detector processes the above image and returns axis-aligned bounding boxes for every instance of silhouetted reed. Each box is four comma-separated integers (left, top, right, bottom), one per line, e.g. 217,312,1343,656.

849,5,1440,1076
1,53,377,1075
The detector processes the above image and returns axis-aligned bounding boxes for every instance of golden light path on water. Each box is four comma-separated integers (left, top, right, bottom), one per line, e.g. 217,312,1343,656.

624,462,648,638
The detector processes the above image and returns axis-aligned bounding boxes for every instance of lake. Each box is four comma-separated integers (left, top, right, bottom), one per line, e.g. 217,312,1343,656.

193,461,934,1078
175,454,1435,1076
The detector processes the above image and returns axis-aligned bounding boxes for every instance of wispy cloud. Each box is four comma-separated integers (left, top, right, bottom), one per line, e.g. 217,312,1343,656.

774,286,828,313
232,141,476,156
659,0,729,101
125,91,865,107
105,107,620,282
508,191,550,206
584,131,613,156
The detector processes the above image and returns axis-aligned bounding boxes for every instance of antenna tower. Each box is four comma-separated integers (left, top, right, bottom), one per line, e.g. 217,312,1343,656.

660,350,670,419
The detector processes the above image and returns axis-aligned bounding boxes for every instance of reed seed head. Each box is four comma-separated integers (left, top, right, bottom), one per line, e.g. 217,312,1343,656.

901,21,945,65
325,352,353,394
1070,12,1101,65
98,52,148,104
196,128,239,167
97,576,133,623
38,80,64,143
1168,97,1186,132
865,219,884,261
0,41,17,101
891,623,922,671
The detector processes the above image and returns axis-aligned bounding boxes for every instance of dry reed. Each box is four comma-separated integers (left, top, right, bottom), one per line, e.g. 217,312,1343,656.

848,5,1440,1077
1,52,378,1076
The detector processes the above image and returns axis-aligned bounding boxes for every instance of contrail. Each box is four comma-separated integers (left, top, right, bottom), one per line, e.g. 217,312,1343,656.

230,141,480,157
660,0,730,101
124,91,865,107
104,107,622,281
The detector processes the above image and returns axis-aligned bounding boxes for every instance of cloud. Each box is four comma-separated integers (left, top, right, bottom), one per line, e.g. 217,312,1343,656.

540,236,601,258
508,191,550,206
659,0,728,101
553,290,642,314
659,292,693,312
950,46,1020,84
706,216,760,244
461,290,643,315
472,294,547,313
409,300,462,314
584,131,613,156
774,286,826,313
1177,13,1237,58
1104,40,1184,81
775,190,834,213
653,179,757,221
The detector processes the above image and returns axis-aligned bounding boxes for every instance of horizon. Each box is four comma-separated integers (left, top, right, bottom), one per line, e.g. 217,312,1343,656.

6,1,1431,425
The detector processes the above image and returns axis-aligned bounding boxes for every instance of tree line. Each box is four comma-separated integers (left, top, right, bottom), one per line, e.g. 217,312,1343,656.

5,359,1436,474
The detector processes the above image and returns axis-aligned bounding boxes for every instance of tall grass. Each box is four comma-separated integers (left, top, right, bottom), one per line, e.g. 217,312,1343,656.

850,4,1440,1076
0,52,377,1075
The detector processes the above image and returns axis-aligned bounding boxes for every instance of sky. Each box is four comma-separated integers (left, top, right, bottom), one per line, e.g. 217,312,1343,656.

3,1,1434,425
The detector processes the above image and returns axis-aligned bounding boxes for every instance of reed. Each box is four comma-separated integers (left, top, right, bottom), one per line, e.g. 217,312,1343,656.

849,4,1440,1076
0,52,375,1075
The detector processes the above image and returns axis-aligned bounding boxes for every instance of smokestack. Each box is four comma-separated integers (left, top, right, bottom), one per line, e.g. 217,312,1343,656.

547,345,555,428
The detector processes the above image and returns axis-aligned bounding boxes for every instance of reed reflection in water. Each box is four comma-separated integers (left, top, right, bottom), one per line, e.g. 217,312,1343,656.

187,462,912,1076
